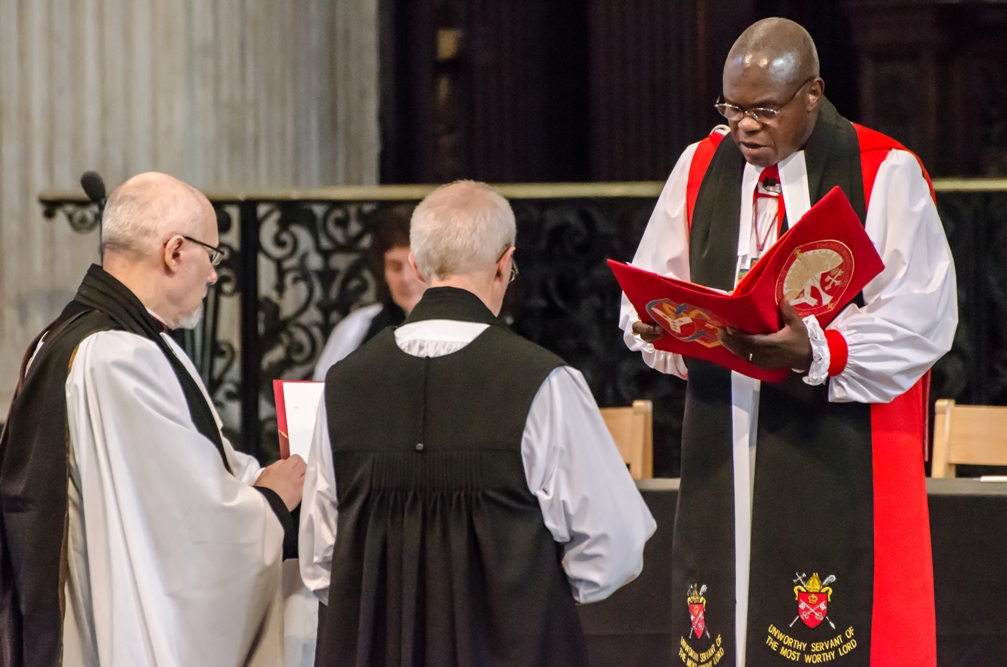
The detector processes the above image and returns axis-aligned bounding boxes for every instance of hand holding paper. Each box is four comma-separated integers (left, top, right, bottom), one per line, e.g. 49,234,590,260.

254,455,306,511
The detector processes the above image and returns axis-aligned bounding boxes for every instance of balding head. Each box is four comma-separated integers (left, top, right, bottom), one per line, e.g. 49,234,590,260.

726,18,819,91
102,172,211,259
100,172,219,329
721,18,824,167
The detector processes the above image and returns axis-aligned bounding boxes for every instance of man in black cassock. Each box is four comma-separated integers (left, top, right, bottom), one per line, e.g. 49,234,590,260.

300,180,657,667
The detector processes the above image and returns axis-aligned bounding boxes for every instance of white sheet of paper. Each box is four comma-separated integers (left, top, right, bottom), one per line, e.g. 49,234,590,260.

282,382,326,461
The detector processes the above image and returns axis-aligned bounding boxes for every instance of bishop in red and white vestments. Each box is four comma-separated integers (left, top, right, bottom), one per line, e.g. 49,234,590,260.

621,98,957,666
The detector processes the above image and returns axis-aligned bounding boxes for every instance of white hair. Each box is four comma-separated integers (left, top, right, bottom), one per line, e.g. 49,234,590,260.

101,174,203,258
410,180,516,279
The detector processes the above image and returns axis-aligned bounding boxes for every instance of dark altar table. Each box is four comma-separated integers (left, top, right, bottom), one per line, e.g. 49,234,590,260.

577,478,1007,667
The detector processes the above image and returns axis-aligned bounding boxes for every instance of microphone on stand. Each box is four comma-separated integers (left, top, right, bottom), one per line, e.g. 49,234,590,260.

80,171,107,254
80,170,106,213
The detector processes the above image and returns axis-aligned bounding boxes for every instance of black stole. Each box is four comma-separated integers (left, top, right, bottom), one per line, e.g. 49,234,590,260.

0,265,228,667
676,99,875,666
72,265,229,469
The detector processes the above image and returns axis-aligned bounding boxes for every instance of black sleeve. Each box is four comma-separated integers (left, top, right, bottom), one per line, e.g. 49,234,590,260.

254,486,299,560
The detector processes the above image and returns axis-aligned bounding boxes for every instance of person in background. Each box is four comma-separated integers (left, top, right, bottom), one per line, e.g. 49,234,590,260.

301,180,656,667
312,204,426,380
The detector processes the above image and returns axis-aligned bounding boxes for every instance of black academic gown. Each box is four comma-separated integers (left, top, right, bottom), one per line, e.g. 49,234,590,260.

315,287,589,667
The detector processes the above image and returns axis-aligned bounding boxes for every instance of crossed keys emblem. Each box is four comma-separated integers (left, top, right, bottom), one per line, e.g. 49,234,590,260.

798,598,828,622
790,572,837,630
823,268,845,290
687,583,708,639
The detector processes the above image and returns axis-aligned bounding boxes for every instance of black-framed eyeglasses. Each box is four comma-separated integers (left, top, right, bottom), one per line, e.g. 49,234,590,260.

715,76,815,124
496,246,519,283
183,236,229,266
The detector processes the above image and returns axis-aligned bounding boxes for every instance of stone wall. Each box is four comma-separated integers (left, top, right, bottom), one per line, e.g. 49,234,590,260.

0,0,379,407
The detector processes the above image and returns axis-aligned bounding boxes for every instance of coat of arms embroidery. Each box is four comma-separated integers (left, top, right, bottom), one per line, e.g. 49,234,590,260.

687,583,708,639
791,572,836,630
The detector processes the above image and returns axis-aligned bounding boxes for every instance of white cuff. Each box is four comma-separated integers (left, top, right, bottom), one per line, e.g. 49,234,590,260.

621,318,689,378
802,315,830,386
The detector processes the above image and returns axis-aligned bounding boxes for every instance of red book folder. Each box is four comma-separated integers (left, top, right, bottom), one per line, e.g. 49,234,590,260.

612,186,884,382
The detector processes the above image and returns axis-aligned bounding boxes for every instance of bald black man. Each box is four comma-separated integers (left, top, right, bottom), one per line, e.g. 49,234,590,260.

621,18,956,667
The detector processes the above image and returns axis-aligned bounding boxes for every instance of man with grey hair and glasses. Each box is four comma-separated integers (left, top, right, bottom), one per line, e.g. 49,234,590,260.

301,179,655,667
0,172,304,667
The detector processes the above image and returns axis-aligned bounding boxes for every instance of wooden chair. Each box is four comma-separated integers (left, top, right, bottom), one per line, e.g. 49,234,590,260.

600,400,653,480
931,399,1007,477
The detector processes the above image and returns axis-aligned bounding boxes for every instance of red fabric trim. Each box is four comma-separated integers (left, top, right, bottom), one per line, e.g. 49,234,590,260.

854,124,937,663
922,371,931,463
853,123,936,205
870,379,936,665
686,129,727,229
823,329,848,376
756,165,787,239
758,164,780,184
148,313,168,333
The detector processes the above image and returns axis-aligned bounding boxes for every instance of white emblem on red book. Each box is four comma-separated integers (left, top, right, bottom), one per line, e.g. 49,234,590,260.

776,241,855,317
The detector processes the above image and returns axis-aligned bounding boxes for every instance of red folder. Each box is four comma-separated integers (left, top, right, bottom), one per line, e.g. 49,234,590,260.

612,186,884,382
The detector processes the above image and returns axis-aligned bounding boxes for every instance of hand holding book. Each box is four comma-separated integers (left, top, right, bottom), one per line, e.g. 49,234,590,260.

721,299,813,371
613,186,884,382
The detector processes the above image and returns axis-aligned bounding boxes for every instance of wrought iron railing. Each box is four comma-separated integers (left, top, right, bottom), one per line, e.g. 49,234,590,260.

39,180,1007,475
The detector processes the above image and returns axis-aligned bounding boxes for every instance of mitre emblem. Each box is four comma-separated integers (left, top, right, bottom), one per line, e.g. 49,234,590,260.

792,572,837,630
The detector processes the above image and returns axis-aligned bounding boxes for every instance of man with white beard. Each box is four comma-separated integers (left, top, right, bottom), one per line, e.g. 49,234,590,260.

0,172,305,667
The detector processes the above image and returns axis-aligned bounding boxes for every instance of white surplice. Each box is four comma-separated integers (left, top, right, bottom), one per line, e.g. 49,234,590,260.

312,303,383,381
61,329,286,667
300,318,658,606
620,139,957,666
